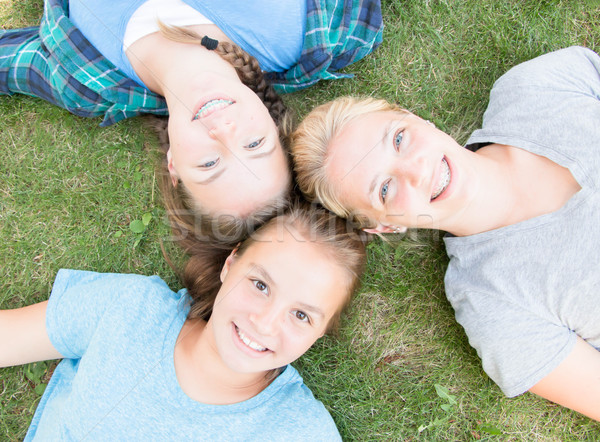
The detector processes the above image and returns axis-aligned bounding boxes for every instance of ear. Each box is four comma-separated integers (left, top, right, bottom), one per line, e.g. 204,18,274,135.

219,247,239,283
166,149,179,188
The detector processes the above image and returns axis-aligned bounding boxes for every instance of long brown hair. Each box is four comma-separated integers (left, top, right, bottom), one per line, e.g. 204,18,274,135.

183,199,368,333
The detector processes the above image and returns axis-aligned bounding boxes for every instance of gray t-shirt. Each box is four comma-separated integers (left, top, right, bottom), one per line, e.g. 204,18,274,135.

444,46,600,397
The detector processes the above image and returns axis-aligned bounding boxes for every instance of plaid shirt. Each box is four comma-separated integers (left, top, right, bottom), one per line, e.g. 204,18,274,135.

0,0,383,126
267,0,384,93
0,0,167,126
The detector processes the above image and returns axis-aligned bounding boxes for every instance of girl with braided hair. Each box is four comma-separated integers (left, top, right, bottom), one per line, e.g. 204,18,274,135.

0,0,383,246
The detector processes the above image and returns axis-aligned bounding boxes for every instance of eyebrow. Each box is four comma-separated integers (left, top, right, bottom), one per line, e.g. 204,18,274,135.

195,167,225,185
250,263,276,288
368,175,378,204
296,302,325,320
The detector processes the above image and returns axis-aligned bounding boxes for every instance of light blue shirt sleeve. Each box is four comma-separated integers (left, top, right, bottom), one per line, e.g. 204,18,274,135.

46,269,174,358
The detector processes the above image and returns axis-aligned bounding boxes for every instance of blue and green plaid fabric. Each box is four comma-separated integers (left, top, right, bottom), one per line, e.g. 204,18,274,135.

0,0,382,125
0,0,167,126
268,0,384,93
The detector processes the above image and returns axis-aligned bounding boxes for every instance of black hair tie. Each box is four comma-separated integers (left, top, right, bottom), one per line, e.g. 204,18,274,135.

201,36,219,50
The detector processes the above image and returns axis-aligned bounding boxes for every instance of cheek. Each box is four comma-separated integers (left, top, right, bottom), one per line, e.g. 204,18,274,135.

283,326,322,355
212,287,242,317
168,120,210,156
215,286,259,319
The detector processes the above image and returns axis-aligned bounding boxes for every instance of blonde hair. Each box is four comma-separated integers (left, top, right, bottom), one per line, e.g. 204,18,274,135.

291,97,409,228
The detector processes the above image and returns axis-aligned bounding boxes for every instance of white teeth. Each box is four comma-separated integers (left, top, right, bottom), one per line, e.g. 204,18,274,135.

236,326,267,352
431,158,450,200
194,99,233,119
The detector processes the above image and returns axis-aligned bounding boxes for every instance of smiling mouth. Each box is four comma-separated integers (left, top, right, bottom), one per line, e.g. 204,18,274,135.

193,99,234,120
431,157,451,201
235,325,268,352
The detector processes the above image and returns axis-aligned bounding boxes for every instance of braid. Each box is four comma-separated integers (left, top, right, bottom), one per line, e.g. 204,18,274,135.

213,41,287,125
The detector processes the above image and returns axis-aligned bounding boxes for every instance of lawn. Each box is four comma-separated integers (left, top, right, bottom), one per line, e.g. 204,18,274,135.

1,0,599,440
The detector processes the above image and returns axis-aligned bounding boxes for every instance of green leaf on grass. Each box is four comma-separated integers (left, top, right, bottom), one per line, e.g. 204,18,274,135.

142,212,152,226
129,220,146,234
434,384,457,404
114,231,123,238
34,383,47,396
24,361,48,384
480,424,502,435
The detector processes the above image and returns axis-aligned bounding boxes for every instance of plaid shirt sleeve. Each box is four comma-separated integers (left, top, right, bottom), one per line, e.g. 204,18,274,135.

266,0,384,94
0,0,167,126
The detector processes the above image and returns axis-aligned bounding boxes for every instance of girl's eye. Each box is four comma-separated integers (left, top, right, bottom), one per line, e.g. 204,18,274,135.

199,158,219,169
394,130,404,151
252,279,269,295
245,138,265,150
293,310,310,323
380,180,390,203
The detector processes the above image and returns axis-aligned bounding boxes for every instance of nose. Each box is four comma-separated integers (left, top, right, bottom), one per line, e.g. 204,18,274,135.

208,120,236,142
393,154,427,189
249,304,284,337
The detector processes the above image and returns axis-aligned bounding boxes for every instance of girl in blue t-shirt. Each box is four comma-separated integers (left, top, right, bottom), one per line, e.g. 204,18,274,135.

0,0,383,252
0,201,367,439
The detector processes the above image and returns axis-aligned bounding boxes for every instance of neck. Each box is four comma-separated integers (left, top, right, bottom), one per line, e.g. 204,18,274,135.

443,143,580,236
442,145,523,236
126,31,239,96
174,318,272,405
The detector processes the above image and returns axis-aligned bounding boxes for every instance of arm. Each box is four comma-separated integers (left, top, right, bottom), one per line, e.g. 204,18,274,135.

529,336,600,421
0,301,63,368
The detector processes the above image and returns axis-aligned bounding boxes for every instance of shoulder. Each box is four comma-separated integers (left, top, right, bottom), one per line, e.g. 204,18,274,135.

47,269,188,359
51,269,186,317
265,366,341,440
466,47,600,166
492,46,600,93
54,268,177,295
271,0,384,93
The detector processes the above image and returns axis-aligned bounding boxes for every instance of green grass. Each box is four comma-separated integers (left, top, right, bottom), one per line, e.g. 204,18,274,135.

2,0,600,440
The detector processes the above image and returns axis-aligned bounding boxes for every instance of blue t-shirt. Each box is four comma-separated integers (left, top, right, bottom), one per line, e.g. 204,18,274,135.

26,269,341,441
68,0,305,87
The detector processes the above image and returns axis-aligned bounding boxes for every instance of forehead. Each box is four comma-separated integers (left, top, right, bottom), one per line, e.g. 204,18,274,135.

328,111,400,170
325,112,394,213
239,226,350,313
329,110,409,153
